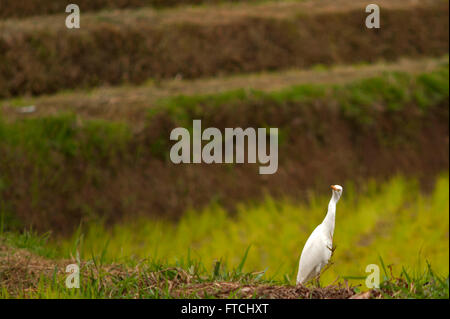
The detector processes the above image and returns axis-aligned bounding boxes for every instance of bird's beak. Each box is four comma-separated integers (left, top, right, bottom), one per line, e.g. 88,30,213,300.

331,185,338,191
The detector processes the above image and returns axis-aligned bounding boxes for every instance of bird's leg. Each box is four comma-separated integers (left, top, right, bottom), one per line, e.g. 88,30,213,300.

315,244,337,286
315,275,321,288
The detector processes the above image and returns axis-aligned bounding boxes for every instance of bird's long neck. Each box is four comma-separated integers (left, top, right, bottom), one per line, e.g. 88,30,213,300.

322,196,337,238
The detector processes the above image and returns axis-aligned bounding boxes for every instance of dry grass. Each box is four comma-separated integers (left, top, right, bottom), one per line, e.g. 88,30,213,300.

1,242,446,299
0,244,58,293
172,281,357,298
0,0,440,29
1,56,446,125
1,0,447,98
0,243,359,298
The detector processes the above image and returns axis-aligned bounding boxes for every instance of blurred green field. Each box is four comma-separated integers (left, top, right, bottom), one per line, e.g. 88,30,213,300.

54,173,449,287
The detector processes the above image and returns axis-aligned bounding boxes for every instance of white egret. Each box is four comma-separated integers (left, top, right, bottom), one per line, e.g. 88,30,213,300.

296,185,343,285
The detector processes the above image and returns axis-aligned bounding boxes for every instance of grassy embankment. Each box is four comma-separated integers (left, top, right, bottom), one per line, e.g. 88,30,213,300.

0,63,448,298
1,0,447,98
0,60,448,233
0,0,269,18
0,174,448,298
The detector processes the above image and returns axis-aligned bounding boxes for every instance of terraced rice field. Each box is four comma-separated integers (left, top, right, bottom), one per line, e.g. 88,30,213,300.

0,0,448,299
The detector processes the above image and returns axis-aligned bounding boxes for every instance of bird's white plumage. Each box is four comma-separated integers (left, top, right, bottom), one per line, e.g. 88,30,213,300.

296,185,343,285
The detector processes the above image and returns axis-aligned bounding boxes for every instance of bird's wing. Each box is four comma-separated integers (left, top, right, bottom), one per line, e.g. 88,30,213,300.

297,226,330,283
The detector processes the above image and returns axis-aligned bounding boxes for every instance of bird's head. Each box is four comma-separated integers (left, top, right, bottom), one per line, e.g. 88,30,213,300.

331,184,343,201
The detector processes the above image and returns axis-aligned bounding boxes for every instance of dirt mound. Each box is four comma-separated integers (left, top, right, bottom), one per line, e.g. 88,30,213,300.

174,281,357,298
0,244,362,298
0,245,59,295
0,244,438,299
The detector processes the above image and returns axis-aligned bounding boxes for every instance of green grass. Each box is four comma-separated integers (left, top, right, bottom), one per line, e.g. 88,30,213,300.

1,174,448,298
0,64,447,233
2,256,446,298
2,229,55,259
0,113,131,165
45,175,450,287
369,257,448,299
152,62,449,127
0,63,447,166
1,235,277,298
